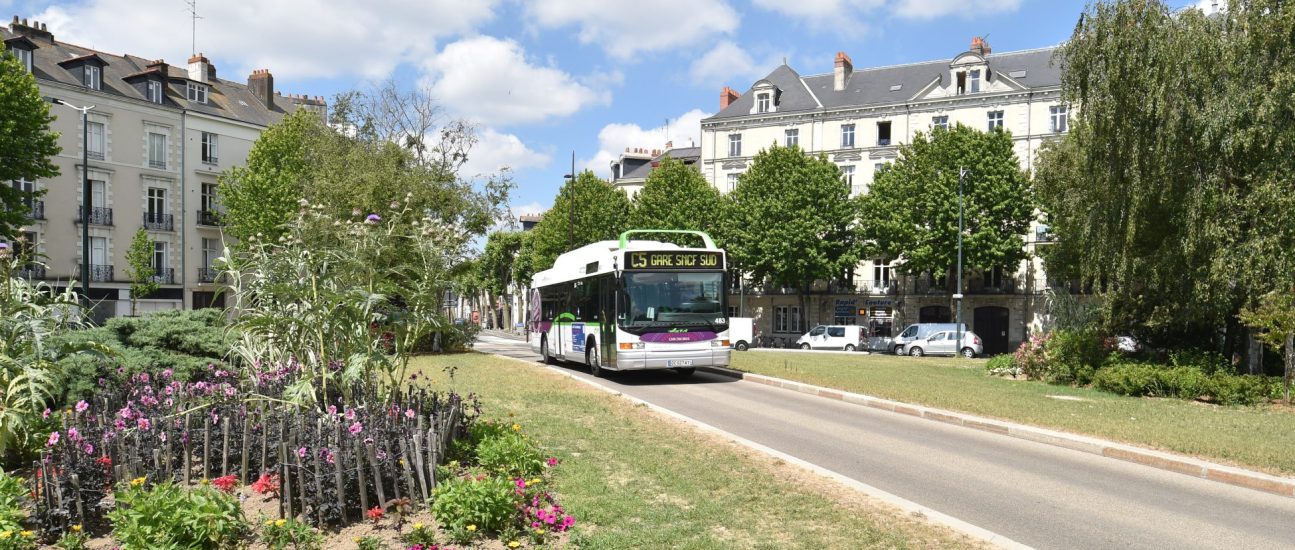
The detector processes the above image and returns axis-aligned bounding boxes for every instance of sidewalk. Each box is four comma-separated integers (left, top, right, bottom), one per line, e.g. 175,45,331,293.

700,365,1295,499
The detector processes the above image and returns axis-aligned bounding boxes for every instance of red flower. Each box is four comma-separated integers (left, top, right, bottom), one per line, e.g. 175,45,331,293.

212,474,239,494
96,456,113,468
366,506,385,523
250,472,281,497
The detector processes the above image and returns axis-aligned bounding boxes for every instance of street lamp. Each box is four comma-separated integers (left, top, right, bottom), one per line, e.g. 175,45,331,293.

956,167,969,357
45,96,94,307
563,151,575,250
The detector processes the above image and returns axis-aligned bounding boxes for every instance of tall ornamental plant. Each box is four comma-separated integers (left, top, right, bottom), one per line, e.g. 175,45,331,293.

223,195,468,407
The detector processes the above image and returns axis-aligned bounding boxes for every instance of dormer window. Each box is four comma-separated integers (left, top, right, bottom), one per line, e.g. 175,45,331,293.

147,81,163,104
187,82,209,104
956,71,966,94
970,69,981,93
83,65,101,90
8,47,33,72
756,93,771,113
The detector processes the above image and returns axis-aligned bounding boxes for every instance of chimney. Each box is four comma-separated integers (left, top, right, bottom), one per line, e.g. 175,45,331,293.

248,69,274,108
188,53,210,83
834,51,853,91
720,86,740,110
970,36,992,56
10,16,55,43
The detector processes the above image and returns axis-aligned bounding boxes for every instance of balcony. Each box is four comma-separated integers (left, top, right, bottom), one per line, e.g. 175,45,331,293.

877,138,892,146
143,212,174,231
77,264,113,282
150,268,175,285
76,206,113,226
202,155,219,166
88,151,104,161
196,210,223,227
913,278,950,294
148,159,166,170
966,277,1018,294
14,264,46,279
198,267,221,283
27,200,44,220
858,280,897,295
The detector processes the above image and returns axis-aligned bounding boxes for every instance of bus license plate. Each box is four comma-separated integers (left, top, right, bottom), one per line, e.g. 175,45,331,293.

667,360,693,367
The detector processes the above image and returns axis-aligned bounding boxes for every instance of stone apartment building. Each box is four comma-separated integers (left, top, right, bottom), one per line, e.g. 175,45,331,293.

3,16,323,321
699,37,1068,353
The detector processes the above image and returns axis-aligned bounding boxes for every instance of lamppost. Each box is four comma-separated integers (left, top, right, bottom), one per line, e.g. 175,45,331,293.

45,97,94,307
563,151,575,250
955,167,969,357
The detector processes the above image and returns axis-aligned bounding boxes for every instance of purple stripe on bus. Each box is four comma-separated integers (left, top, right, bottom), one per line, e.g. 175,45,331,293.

639,331,717,343
531,322,552,332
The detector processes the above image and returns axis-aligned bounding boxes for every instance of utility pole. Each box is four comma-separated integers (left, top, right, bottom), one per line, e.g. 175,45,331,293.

46,97,94,308
955,167,968,357
566,151,576,250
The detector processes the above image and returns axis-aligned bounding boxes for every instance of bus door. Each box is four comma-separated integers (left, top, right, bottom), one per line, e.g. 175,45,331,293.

599,275,614,367
555,312,575,358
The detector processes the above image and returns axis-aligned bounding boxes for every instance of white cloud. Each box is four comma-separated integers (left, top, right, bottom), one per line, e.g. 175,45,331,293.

460,128,551,178
422,36,609,126
35,0,499,80
751,0,1021,25
583,109,710,178
687,41,787,88
523,0,739,59
1194,0,1222,14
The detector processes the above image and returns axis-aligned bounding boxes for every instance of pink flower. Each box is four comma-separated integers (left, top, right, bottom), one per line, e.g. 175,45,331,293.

47,431,60,446
546,457,558,467
405,409,415,419
75,400,89,413
297,447,307,459
159,432,167,442
327,405,337,415
42,408,51,419
68,427,80,441
344,409,356,421
161,368,173,379
348,422,363,435
139,372,150,383
137,418,151,431
83,443,94,455
561,515,575,528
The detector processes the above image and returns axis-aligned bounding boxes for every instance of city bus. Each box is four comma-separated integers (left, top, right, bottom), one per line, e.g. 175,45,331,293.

527,230,730,377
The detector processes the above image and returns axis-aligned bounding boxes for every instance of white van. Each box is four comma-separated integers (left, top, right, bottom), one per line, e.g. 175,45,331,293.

796,325,866,351
728,317,755,351
890,323,967,355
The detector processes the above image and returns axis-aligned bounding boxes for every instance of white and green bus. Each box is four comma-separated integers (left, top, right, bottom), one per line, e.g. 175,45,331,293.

527,230,730,377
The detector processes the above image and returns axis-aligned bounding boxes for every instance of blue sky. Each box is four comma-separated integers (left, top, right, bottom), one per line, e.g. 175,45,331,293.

7,0,1213,219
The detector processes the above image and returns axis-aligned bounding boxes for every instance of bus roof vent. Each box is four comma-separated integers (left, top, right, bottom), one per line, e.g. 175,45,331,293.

586,261,599,274
618,229,716,249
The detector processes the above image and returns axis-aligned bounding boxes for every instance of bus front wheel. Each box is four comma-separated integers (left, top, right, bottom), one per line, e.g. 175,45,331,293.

586,340,602,377
541,336,554,365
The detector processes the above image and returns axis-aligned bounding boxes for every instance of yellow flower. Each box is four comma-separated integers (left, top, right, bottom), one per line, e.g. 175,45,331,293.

511,423,521,432
71,525,82,533
413,523,424,530
353,537,361,543
467,524,477,532
535,528,545,535
200,478,210,485
19,531,32,538
508,542,521,548
275,519,286,527
130,477,146,487
529,478,541,485
0,531,11,539
265,519,274,526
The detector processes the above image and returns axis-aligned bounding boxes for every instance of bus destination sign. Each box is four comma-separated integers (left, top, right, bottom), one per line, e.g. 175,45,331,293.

626,251,722,271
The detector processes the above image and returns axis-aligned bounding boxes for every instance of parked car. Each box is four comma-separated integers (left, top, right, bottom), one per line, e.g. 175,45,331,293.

728,317,755,351
796,325,866,351
901,330,983,358
890,323,967,355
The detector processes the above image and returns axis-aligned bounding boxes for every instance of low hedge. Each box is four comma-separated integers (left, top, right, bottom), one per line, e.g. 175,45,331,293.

1093,363,1278,406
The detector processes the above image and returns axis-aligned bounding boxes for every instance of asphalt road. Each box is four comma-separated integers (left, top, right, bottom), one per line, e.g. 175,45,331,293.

475,334,1295,549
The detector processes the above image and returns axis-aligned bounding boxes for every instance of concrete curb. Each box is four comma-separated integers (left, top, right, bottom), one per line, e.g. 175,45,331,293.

488,352,1031,549
699,366,1295,499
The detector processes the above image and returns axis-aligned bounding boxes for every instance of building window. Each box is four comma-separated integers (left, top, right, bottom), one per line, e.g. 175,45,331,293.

89,236,107,266
83,65,101,90
148,133,167,169
89,180,106,209
774,305,801,333
841,124,855,148
201,183,219,213
147,187,166,218
1050,105,1069,133
756,93,771,113
956,71,966,94
841,165,855,192
147,80,163,104
187,82,209,104
872,259,891,290
932,115,949,130
152,241,168,278
970,69,981,93
201,132,219,164
784,128,799,148
9,47,33,72
984,266,1009,289
987,110,1004,131
728,134,742,157
726,173,739,193
87,122,106,160
877,121,892,146
202,238,221,268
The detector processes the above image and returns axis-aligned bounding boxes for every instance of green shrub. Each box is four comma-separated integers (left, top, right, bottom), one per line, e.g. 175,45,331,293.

1093,363,1159,397
0,470,29,533
1168,349,1228,375
1044,329,1106,385
259,517,322,550
1161,367,1209,400
431,475,518,543
476,430,544,478
1206,374,1275,406
1094,363,1276,406
109,481,248,549
984,354,1021,377
1015,333,1050,380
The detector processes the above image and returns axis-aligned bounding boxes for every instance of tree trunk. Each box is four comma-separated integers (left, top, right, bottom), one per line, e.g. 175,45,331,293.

1284,333,1293,403
1247,331,1263,375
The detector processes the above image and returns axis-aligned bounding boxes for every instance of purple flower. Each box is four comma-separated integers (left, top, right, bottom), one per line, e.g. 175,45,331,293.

137,418,151,431
47,432,59,446
68,427,80,442
376,450,387,461
161,368,173,379
75,400,89,413
83,443,94,455
365,214,381,224
297,447,307,459
42,408,51,419
98,377,106,386
139,372,150,384
348,422,363,435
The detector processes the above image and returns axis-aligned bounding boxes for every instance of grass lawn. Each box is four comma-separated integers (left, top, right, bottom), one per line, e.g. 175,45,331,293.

416,353,982,550
731,352,1295,476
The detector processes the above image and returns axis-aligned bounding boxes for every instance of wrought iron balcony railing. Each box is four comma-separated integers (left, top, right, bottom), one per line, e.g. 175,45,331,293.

149,268,175,284
196,210,223,227
14,264,46,279
198,267,221,283
77,264,113,282
148,159,166,170
143,212,174,231
76,206,113,226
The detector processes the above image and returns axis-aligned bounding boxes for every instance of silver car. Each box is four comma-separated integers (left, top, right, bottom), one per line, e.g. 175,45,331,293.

901,330,983,358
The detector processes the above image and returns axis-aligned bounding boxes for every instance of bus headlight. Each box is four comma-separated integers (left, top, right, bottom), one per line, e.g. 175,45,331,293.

618,342,645,350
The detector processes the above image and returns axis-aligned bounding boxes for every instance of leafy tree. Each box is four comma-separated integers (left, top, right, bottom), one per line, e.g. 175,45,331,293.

123,228,158,317
724,144,858,321
528,171,631,271
629,157,724,247
1238,289,1295,402
860,125,1033,288
478,230,524,329
0,51,60,239
511,231,540,292
217,109,317,244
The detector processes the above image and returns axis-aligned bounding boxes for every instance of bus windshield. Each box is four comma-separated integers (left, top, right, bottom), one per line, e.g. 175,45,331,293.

621,271,726,331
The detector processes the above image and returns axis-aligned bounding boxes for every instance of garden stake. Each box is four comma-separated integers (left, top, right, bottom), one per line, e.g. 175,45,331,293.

427,427,438,489
412,427,428,499
182,413,192,486
202,413,211,478
399,438,419,503
312,419,325,524
280,443,292,519
367,444,386,507
70,474,85,524
241,414,251,484
293,442,310,525
332,435,346,523
221,415,230,477
353,439,369,516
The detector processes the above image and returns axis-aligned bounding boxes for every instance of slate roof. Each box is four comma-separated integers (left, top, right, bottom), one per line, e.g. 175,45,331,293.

2,26,313,127
619,146,702,181
708,46,1060,121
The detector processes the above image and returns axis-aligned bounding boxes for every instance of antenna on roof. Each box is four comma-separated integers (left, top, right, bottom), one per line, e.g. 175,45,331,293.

185,0,204,56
